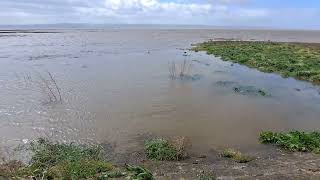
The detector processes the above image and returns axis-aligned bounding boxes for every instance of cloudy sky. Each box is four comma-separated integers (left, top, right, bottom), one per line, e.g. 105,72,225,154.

0,0,319,29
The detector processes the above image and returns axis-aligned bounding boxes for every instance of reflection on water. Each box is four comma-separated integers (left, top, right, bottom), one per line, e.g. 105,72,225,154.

1,28,320,154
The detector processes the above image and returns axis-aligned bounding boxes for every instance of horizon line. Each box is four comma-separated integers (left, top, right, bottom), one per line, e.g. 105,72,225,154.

0,23,319,31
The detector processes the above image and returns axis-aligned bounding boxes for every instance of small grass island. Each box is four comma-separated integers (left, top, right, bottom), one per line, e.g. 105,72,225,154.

192,41,320,84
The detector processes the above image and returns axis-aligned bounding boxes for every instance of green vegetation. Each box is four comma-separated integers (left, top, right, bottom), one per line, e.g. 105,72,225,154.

0,138,154,180
145,138,184,161
221,148,252,163
193,41,320,84
125,164,154,180
260,131,320,153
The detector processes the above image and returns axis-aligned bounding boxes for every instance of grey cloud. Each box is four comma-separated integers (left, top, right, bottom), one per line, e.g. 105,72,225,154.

0,0,318,29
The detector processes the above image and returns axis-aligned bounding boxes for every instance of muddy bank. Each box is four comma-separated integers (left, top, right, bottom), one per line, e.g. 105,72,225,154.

105,137,320,179
2,135,320,179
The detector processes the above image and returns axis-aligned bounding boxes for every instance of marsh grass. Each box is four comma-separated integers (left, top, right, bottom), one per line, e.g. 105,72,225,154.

0,138,154,179
145,138,185,161
259,131,320,153
193,41,320,84
221,149,252,163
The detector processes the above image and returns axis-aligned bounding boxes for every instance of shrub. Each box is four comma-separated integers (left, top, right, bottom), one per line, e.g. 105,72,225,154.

145,138,183,161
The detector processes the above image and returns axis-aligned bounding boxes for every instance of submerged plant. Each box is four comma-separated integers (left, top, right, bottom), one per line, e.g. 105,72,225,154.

145,138,184,161
233,85,269,97
221,148,252,163
259,131,320,153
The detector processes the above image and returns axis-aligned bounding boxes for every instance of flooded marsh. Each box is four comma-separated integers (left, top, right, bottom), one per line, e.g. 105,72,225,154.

1,28,320,158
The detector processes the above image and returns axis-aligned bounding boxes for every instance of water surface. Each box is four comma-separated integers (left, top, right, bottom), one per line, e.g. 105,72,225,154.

1,28,320,154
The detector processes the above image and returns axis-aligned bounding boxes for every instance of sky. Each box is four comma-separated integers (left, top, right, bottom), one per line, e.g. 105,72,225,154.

0,0,319,29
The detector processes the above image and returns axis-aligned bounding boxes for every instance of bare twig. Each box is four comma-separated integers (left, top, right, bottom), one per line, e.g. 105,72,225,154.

38,73,57,102
168,60,192,79
47,71,62,102
33,71,62,104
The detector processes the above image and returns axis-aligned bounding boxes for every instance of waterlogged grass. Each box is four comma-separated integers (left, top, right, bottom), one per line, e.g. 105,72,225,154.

193,41,320,84
145,138,183,161
221,149,252,163
260,131,320,153
0,138,154,180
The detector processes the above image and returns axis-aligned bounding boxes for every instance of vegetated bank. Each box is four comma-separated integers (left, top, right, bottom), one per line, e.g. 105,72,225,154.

260,131,320,153
192,41,320,84
0,138,154,180
2,132,320,179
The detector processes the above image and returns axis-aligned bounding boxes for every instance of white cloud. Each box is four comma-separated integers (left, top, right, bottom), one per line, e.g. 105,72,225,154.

102,0,213,15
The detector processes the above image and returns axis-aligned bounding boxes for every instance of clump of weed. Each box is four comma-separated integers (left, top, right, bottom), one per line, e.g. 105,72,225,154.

145,138,185,161
221,149,252,163
125,164,154,180
259,131,320,153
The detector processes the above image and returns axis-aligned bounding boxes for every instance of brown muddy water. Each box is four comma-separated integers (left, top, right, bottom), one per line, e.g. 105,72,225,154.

1,28,320,157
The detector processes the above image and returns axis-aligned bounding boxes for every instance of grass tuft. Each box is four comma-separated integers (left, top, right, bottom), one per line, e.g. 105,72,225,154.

221,149,252,163
145,138,184,161
259,131,320,153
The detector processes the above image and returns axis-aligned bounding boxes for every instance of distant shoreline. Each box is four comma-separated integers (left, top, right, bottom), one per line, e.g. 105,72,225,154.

0,24,319,31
